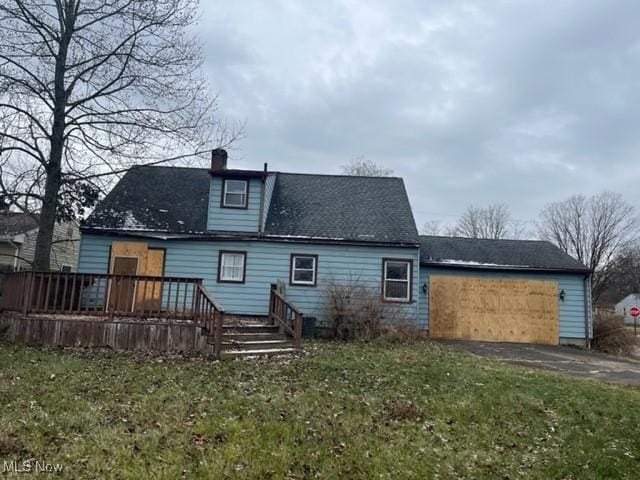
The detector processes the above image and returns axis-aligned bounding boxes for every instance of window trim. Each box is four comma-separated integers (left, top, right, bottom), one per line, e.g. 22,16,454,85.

217,250,247,284
381,258,413,303
220,178,249,209
289,253,318,287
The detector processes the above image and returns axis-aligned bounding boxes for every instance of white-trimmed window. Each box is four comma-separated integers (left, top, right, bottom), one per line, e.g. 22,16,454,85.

218,251,246,283
290,254,317,286
382,259,412,302
222,179,248,208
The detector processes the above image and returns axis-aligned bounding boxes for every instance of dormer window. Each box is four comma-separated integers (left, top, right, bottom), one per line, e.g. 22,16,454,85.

222,179,248,208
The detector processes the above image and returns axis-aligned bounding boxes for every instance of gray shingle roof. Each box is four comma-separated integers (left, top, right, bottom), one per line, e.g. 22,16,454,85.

419,235,590,272
83,166,211,234
83,167,419,244
264,173,418,244
0,212,39,236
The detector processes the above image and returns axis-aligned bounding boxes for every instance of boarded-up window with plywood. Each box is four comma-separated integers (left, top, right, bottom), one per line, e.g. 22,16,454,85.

109,256,139,312
428,275,559,345
108,241,165,313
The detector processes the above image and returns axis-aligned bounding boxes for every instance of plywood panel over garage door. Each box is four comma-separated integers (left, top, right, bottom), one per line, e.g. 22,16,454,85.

429,275,559,345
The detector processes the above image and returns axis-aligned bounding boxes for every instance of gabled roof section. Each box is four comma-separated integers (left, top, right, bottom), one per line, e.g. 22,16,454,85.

0,212,39,236
264,173,419,244
83,166,210,234
616,293,640,306
419,235,590,273
209,168,267,178
83,165,419,245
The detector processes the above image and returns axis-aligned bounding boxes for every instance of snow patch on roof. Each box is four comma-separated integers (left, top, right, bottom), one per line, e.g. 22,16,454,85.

122,211,148,230
265,234,345,241
434,259,527,268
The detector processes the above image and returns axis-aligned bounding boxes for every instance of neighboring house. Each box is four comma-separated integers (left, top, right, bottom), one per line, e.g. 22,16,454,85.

615,294,640,324
0,211,80,272
77,149,592,346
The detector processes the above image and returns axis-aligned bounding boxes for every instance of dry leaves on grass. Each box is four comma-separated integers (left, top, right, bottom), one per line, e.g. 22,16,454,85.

382,399,425,423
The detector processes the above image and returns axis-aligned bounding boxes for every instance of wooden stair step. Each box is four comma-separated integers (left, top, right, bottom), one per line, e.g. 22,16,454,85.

208,334,289,345
223,332,287,340
223,339,292,347
223,325,280,333
222,347,297,358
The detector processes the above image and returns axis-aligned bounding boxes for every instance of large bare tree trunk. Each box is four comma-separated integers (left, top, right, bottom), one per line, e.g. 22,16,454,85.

33,6,73,270
33,167,60,270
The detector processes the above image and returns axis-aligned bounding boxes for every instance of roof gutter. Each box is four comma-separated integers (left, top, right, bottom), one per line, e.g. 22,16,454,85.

420,261,592,275
7,238,19,270
80,227,421,248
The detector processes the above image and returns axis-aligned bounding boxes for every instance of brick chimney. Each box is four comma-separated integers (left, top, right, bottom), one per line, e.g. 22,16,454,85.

211,148,228,171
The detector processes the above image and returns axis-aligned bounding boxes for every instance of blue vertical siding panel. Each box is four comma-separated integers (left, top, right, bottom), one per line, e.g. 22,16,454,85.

206,177,261,232
78,234,420,326
419,267,590,340
77,236,111,273
261,174,277,231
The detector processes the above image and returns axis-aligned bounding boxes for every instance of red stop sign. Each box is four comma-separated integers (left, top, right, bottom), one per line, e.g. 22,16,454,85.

630,306,640,318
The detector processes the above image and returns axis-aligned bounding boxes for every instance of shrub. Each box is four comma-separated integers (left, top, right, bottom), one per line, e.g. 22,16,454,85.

324,278,415,341
592,312,638,356
325,279,383,340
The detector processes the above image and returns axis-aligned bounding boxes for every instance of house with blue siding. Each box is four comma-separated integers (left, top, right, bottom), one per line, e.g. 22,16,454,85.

79,149,420,331
78,149,592,346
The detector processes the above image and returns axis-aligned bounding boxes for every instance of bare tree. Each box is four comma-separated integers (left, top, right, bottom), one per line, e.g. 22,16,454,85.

341,156,393,177
0,0,237,270
455,203,511,239
600,245,640,304
420,220,458,237
420,220,443,236
538,192,638,302
509,219,533,240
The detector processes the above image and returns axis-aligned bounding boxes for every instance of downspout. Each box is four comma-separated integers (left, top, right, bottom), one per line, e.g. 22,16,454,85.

583,273,592,349
257,162,267,236
7,238,19,270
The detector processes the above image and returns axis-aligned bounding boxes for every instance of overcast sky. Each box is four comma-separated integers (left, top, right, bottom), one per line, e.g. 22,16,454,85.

198,1,640,231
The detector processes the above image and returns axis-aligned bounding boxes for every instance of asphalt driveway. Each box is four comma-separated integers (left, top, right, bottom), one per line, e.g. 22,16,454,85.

438,340,640,386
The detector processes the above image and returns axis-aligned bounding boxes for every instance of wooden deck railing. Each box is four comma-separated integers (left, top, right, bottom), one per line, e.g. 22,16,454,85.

0,271,222,322
268,286,303,348
195,283,225,358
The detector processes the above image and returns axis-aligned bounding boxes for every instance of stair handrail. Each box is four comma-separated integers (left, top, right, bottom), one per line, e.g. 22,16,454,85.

195,283,225,359
268,286,303,348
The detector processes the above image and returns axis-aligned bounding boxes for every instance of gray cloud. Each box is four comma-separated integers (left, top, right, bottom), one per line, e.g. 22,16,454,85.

199,0,640,229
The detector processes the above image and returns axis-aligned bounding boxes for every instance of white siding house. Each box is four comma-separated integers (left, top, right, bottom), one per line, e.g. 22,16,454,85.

615,294,640,324
0,211,80,271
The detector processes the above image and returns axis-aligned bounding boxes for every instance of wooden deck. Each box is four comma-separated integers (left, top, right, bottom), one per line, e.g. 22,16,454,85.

0,272,303,357
0,313,210,353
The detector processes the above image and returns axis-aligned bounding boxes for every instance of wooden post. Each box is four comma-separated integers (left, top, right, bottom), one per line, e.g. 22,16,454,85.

108,276,115,320
194,286,201,324
22,272,33,316
52,273,61,312
268,288,274,325
294,313,303,349
214,310,223,360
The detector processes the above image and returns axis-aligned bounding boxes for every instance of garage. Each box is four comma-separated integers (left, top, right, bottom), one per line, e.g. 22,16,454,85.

428,275,558,344
419,236,593,346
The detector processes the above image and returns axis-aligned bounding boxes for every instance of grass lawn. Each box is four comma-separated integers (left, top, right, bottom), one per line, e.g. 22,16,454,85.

0,340,639,479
